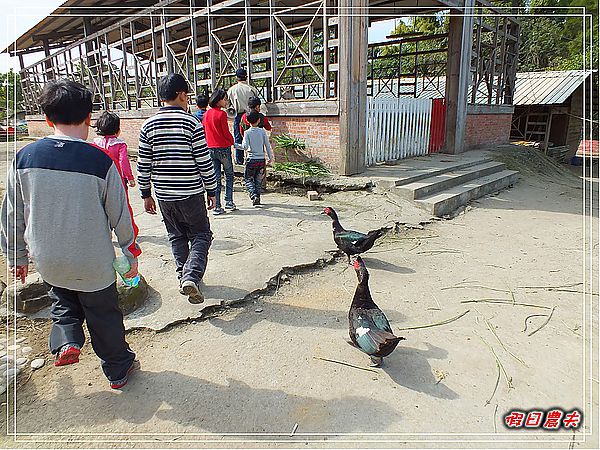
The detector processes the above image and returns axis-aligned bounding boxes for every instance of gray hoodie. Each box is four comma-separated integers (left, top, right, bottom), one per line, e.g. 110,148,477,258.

1,135,141,292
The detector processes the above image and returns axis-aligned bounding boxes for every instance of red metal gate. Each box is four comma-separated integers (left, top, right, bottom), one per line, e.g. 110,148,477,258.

428,98,446,153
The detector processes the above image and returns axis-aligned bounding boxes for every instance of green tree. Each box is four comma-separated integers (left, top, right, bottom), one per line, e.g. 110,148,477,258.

0,70,23,122
518,0,597,71
555,0,598,70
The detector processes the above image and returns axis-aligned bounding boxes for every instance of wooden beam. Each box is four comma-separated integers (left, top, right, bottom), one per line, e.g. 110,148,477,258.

161,9,174,74
338,0,368,175
130,21,141,108
244,0,253,76
323,0,329,98
543,111,553,154
444,0,474,155
269,0,278,101
207,0,217,89
31,28,84,44
190,0,199,93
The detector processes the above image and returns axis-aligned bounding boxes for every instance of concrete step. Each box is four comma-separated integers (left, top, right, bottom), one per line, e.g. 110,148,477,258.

415,169,520,217
392,157,495,187
367,156,497,190
396,161,507,200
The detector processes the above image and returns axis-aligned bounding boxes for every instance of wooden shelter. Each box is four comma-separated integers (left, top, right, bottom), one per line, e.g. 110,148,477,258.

3,0,520,174
511,70,599,161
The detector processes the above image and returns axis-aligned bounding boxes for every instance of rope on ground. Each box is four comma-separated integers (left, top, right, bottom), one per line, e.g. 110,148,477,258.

527,306,557,337
395,310,470,331
313,356,379,374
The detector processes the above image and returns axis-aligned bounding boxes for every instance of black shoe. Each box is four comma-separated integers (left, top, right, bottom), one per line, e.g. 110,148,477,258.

252,197,261,207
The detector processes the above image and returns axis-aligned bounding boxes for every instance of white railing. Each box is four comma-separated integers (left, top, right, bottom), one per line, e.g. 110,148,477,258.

366,97,433,165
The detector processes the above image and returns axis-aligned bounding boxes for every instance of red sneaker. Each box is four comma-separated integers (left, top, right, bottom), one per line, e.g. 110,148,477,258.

54,344,81,367
110,360,141,389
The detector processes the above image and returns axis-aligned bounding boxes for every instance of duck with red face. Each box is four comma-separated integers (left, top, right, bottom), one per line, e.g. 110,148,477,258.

321,206,391,263
348,256,405,367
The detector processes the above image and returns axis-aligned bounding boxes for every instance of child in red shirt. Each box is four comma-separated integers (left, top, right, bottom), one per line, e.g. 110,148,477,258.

203,89,235,215
240,96,272,137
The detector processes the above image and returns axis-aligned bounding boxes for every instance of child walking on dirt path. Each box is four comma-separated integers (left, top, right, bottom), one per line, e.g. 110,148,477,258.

93,111,136,189
235,111,273,207
0,79,141,389
137,74,217,304
203,89,236,215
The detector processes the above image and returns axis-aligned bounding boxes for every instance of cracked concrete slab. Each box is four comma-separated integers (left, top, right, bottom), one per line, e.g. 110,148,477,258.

123,186,430,331
25,155,431,331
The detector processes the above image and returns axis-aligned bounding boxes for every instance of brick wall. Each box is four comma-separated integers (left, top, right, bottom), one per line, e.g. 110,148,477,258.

26,119,48,139
26,114,341,171
267,116,340,170
464,112,512,150
111,118,147,149
25,116,147,151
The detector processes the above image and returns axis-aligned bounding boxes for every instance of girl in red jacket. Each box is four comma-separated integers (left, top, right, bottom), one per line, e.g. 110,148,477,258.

203,89,235,215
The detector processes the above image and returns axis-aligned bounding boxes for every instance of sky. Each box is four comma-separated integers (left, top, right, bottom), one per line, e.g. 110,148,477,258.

0,0,397,72
0,1,64,72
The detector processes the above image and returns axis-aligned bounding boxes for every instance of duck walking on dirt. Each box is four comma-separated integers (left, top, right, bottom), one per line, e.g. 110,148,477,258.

348,256,405,367
321,206,391,263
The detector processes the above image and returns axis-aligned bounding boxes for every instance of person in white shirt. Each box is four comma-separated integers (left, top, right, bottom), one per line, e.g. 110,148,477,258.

227,68,259,164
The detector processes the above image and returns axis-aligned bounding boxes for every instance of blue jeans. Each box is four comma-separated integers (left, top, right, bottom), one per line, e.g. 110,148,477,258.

233,113,244,164
209,147,234,209
244,159,265,200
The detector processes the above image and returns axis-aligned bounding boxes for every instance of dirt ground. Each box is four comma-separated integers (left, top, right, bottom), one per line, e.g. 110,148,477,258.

0,141,598,449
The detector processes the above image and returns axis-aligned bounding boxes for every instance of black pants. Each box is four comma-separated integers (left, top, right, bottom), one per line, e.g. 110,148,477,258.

244,160,265,200
48,282,135,382
158,193,213,284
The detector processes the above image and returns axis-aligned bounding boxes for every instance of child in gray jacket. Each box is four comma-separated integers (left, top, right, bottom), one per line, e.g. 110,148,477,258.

235,111,273,206
0,79,141,389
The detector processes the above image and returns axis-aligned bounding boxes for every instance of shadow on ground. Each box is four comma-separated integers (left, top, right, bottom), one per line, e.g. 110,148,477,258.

19,371,401,433
208,299,407,337
382,343,458,400
361,257,415,274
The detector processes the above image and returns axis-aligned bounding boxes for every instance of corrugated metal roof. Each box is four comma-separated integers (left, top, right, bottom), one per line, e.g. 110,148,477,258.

513,70,593,106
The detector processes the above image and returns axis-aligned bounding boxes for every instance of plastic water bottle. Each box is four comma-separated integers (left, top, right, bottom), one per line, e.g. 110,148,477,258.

113,256,140,288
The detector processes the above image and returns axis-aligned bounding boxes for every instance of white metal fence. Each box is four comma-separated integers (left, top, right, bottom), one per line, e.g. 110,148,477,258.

365,97,433,165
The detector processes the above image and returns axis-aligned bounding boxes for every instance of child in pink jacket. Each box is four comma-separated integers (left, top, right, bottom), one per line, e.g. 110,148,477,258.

94,111,136,189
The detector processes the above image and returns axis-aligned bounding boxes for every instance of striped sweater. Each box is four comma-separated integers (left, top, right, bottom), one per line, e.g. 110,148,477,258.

137,106,217,202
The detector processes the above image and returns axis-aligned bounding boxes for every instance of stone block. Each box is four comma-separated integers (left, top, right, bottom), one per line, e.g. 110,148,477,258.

307,190,320,201
1,273,51,314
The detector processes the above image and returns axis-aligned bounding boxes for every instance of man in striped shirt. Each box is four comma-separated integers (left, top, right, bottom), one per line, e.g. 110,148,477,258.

138,74,217,304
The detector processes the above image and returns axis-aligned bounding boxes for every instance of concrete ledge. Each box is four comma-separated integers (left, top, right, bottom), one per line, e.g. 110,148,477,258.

27,100,341,121
265,100,339,117
467,104,514,115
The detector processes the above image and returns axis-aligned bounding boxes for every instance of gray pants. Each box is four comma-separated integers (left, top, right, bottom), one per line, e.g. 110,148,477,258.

48,282,135,382
158,193,213,284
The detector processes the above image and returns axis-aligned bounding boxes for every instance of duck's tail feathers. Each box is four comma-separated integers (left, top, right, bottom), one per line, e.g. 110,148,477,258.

358,328,404,355
367,226,392,238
